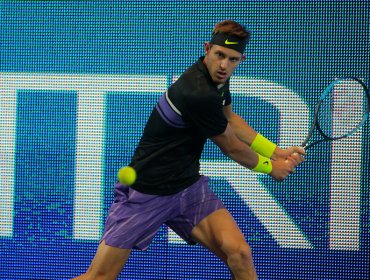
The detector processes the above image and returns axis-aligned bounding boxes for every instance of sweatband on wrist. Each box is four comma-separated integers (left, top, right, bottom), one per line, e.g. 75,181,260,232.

250,133,277,158
252,154,273,174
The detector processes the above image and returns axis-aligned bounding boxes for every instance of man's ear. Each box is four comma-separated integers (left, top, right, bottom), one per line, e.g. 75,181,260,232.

204,42,211,54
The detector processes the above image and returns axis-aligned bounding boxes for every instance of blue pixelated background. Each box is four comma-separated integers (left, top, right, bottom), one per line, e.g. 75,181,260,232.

0,1,369,279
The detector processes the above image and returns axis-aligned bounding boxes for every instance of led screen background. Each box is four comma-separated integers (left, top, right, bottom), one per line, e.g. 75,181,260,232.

0,1,369,279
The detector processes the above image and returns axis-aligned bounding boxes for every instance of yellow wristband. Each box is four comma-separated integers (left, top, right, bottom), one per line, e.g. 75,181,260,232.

252,154,273,174
250,133,277,158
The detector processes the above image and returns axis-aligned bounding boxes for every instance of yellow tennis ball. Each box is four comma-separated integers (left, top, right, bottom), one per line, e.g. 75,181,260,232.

117,166,137,186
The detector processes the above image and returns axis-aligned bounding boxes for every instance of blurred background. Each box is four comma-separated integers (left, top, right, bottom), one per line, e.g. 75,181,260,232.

0,1,369,279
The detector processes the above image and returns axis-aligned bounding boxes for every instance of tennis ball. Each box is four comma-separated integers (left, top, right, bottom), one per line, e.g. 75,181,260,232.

117,166,137,186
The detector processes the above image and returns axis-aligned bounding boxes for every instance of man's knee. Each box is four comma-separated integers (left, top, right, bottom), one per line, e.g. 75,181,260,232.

226,243,254,270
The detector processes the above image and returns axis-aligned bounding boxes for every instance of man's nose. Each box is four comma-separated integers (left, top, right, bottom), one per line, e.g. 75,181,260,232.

220,59,228,69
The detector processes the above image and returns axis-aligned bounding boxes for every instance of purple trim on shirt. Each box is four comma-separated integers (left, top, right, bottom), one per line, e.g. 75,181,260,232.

156,93,189,128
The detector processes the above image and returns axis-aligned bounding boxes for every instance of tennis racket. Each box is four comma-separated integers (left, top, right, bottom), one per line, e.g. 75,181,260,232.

302,77,370,150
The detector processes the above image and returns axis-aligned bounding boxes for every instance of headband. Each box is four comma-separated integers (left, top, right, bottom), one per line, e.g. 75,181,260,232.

210,32,247,54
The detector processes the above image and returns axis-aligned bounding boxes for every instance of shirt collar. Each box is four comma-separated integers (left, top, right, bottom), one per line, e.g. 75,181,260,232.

196,56,230,90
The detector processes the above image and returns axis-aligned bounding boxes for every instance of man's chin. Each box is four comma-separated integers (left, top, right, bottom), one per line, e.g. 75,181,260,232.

213,76,228,85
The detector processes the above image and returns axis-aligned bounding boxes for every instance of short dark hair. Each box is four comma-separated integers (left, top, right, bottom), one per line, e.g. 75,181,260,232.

212,20,250,41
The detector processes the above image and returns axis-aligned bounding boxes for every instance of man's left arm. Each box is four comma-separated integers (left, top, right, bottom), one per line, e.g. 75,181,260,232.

223,105,305,162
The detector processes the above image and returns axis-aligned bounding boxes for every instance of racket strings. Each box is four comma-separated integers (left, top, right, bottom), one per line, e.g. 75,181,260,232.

318,80,366,138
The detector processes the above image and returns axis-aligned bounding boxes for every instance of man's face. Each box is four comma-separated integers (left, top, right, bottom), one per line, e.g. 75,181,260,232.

203,43,244,85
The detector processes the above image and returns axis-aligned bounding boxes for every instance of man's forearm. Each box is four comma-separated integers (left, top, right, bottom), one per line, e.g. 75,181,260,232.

227,112,282,159
227,112,258,146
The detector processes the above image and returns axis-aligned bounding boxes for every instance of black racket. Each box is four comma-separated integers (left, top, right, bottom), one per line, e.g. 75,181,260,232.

302,77,370,150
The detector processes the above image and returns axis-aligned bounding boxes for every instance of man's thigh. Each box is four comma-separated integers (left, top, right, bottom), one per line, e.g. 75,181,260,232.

190,208,247,261
73,240,131,280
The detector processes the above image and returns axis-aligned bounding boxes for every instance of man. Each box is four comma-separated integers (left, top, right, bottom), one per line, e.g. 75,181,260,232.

74,20,305,280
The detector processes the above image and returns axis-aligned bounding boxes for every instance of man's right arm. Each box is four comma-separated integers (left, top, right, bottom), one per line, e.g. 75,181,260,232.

211,124,296,181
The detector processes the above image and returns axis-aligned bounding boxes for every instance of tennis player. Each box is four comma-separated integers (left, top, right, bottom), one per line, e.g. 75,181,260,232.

73,20,305,280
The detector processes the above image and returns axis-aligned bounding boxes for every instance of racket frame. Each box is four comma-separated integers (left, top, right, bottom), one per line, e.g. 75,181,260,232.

302,77,370,150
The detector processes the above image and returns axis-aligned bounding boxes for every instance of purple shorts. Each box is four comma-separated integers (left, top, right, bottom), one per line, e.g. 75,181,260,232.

101,176,225,250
